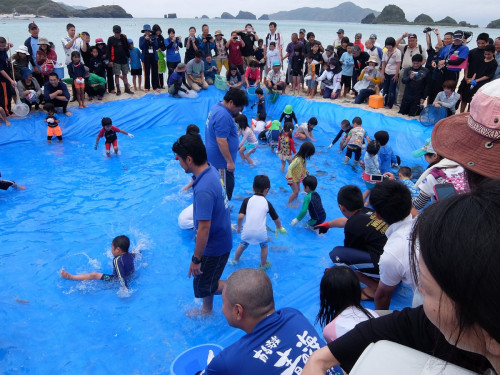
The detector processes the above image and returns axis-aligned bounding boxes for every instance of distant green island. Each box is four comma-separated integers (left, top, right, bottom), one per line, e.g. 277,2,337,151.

1,0,132,18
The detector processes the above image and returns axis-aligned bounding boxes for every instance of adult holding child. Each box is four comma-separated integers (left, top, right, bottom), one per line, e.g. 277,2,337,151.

35,37,57,83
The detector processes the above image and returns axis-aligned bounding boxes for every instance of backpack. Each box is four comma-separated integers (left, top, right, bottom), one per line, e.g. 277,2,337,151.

265,32,281,48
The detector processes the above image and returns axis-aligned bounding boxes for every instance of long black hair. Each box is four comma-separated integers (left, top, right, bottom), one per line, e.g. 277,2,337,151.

316,266,374,327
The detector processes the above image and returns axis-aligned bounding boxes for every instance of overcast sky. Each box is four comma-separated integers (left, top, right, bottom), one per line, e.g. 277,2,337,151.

61,0,496,27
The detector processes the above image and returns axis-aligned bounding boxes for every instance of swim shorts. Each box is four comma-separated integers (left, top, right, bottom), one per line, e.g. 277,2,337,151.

239,240,268,250
130,68,142,76
47,125,62,137
105,139,118,150
193,252,229,298
244,141,258,152
74,78,85,89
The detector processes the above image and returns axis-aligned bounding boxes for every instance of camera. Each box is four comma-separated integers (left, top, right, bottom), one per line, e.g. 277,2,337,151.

206,34,213,40
233,36,238,40
464,31,473,41
423,27,432,33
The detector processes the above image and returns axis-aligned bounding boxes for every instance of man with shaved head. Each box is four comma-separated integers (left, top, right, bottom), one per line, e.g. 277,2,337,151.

201,269,333,374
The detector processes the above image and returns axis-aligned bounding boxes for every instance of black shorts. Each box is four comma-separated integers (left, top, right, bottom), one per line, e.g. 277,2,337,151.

131,68,142,76
193,252,230,298
341,75,352,89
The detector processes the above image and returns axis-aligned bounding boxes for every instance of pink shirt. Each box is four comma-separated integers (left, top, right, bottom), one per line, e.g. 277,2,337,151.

244,67,260,81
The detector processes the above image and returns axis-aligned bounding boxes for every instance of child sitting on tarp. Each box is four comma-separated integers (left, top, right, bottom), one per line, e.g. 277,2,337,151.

294,117,318,142
290,175,326,228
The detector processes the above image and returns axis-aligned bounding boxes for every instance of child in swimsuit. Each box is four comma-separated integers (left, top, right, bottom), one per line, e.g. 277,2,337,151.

43,103,62,143
95,117,134,157
286,141,315,206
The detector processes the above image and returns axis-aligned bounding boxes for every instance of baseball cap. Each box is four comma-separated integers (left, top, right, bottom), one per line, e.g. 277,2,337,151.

337,29,344,34
453,30,464,40
412,138,436,158
369,34,377,39
299,28,306,34
325,45,334,52
272,60,281,67
407,33,417,39
432,80,500,179
95,38,105,44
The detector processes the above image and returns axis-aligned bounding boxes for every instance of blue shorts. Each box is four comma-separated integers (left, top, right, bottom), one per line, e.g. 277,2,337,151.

239,240,268,250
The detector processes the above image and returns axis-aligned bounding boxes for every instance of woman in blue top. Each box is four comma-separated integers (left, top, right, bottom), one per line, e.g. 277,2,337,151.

139,24,159,92
165,28,183,81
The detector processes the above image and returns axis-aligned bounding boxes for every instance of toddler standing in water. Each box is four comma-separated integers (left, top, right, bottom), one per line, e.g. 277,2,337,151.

95,117,134,157
43,103,62,143
343,116,370,167
286,141,315,205
278,123,296,172
236,114,258,165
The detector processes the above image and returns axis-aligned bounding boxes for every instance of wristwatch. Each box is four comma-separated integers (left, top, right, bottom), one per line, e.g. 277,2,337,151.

191,255,202,264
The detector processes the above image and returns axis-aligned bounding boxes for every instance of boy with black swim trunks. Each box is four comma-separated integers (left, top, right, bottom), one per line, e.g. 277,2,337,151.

60,235,135,289
94,117,134,157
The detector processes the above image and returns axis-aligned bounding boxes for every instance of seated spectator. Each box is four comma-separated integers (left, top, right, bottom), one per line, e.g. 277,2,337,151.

43,72,72,116
351,45,370,91
186,50,208,92
84,69,106,101
432,80,460,116
399,54,429,116
203,55,218,85
265,61,286,93
369,180,422,310
316,266,378,343
226,65,243,89
315,185,389,300
202,268,331,374
17,67,42,110
353,56,381,104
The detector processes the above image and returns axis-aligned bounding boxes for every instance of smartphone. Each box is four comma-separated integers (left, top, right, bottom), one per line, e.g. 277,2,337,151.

370,174,384,182
433,183,457,201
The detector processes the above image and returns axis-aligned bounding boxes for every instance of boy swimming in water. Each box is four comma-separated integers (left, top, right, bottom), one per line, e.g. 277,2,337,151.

94,117,134,157
60,235,135,288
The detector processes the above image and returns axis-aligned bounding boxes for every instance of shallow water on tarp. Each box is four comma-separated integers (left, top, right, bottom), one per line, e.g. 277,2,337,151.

0,87,429,373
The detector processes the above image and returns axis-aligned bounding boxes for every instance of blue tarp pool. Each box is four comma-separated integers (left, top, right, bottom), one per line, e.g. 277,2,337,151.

0,87,430,373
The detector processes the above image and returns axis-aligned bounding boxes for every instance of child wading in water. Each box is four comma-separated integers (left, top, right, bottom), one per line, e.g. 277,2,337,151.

236,114,258,165
286,141,315,206
290,175,326,228
43,103,62,143
232,175,287,270
95,117,134,157
67,51,86,109
60,235,136,289
343,116,369,167
278,122,296,172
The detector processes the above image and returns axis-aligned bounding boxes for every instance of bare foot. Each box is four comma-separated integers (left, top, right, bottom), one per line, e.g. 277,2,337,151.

15,185,26,190
60,269,74,280
5,120,11,126
65,112,73,117
186,308,212,318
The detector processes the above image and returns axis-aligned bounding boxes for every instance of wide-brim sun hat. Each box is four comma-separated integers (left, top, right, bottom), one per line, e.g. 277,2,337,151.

432,79,500,179
37,37,50,45
15,45,30,55
214,30,223,36
367,56,379,66
176,63,187,71
284,105,293,114
142,24,152,33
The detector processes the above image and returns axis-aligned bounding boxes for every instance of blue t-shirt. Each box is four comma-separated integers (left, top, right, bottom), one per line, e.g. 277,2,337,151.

438,44,469,72
192,165,232,257
168,70,185,86
378,145,397,174
205,102,239,169
340,52,354,76
166,38,182,63
400,178,419,199
204,308,337,375
129,47,142,70
204,60,218,80
110,252,135,288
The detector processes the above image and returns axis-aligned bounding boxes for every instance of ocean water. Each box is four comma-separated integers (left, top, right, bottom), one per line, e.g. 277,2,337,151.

0,17,491,66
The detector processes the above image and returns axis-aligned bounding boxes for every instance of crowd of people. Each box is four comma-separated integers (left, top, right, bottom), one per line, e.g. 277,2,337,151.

1,21,500,126
1,18,500,375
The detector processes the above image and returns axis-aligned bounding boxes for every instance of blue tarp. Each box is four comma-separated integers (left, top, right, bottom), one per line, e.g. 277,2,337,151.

0,87,430,373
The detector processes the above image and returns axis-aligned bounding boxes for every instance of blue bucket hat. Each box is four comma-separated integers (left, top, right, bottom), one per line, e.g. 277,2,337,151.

142,24,152,33
21,67,33,80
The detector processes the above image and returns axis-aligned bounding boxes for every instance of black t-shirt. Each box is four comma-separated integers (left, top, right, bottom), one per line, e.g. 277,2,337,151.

81,42,91,67
467,47,485,78
238,32,257,57
344,207,388,264
309,51,324,75
107,35,130,64
472,58,498,92
353,51,370,73
184,36,200,63
328,306,492,373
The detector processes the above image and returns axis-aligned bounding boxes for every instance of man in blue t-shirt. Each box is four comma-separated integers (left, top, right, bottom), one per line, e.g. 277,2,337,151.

437,30,470,83
172,134,232,315
205,88,248,200
201,269,336,375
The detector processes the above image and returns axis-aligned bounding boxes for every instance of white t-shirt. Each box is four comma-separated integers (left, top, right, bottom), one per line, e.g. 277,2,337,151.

240,195,279,244
252,120,267,134
265,31,282,51
382,49,402,75
378,214,416,290
323,306,379,343
61,35,84,65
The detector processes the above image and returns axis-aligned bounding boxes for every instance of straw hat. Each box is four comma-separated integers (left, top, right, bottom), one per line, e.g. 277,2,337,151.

367,56,379,66
15,45,30,55
432,79,500,178
214,30,223,36
37,37,50,45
